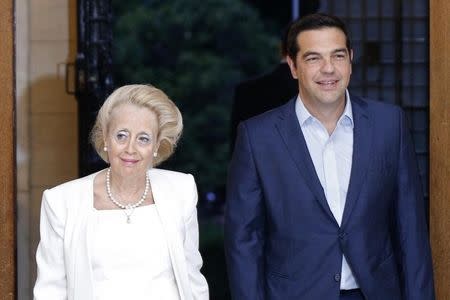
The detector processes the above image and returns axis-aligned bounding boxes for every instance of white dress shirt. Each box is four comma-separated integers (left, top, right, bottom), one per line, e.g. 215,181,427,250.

295,90,358,290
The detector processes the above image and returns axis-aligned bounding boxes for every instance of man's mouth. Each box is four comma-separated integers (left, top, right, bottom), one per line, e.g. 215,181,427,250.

316,80,339,89
317,80,338,86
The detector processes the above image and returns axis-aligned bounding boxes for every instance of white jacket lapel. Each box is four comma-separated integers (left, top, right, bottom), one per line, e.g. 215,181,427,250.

150,170,192,300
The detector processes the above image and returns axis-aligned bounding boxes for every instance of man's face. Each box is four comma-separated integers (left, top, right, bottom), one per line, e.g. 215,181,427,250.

287,27,352,110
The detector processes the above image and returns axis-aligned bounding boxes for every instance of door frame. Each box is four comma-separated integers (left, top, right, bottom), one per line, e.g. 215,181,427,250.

0,0,16,298
430,0,450,298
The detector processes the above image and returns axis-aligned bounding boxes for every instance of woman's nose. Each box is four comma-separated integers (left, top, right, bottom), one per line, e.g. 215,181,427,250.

125,140,136,153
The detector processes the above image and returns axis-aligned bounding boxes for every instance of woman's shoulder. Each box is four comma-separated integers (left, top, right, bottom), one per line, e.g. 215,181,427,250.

49,171,101,191
39,170,101,220
149,168,198,218
149,168,195,185
46,170,100,195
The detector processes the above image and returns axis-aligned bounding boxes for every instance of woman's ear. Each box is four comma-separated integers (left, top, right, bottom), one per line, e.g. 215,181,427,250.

154,141,161,156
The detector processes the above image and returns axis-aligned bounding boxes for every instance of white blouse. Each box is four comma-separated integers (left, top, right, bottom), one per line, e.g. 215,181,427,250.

91,204,181,300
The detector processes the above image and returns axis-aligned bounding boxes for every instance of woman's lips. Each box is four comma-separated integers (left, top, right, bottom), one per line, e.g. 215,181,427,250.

121,158,139,165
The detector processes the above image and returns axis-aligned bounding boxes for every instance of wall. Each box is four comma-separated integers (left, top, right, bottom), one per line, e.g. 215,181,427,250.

15,0,78,298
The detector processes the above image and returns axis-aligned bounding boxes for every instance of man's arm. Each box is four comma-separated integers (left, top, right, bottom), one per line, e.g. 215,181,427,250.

394,108,435,299
225,122,266,300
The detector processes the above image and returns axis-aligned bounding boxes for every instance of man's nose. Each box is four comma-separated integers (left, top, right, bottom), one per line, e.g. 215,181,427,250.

320,57,335,73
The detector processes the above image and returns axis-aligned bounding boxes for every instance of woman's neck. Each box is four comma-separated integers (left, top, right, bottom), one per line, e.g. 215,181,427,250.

108,168,148,203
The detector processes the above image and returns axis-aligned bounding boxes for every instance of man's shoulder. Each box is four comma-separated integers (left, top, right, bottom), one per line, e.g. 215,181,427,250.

241,98,294,128
351,94,402,116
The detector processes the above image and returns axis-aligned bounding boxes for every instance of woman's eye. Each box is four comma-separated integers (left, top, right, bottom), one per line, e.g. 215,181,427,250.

115,131,129,141
138,136,151,144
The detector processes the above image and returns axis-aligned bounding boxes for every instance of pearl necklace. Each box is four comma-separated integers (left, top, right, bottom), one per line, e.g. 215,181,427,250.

106,167,150,223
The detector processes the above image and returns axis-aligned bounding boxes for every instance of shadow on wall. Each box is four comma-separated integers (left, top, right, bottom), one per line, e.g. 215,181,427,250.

17,74,78,299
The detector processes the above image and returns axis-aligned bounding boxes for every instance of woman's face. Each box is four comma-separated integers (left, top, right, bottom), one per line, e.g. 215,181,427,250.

105,103,159,177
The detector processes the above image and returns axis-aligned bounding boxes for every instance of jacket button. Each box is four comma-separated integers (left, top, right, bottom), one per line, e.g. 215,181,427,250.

334,273,341,282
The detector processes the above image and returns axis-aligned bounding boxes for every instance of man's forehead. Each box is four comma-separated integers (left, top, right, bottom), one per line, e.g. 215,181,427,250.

296,28,347,52
297,27,346,38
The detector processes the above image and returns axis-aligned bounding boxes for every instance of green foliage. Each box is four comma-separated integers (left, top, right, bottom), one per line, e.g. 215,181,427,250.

112,0,279,193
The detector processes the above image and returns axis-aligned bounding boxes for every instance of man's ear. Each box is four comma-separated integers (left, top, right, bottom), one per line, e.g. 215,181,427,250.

286,56,298,79
349,49,353,75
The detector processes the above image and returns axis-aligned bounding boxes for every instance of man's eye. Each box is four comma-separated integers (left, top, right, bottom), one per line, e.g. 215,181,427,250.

306,57,319,62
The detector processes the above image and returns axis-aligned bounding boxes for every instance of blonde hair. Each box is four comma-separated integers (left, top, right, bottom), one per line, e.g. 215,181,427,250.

90,84,183,166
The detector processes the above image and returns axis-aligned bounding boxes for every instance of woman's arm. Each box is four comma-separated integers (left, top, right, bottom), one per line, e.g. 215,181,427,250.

33,190,67,300
183,175,209,300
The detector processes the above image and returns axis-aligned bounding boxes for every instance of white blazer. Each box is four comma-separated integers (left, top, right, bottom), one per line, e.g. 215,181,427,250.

33,168,209,300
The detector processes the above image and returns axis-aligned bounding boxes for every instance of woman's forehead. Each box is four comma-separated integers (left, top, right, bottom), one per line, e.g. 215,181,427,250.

107,103,158,131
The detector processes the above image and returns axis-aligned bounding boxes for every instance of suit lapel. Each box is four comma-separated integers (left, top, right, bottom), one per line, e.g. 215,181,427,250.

275,99,337,222
341,97,372,228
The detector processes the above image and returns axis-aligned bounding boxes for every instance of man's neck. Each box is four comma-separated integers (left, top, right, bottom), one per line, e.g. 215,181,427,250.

301,96,346,135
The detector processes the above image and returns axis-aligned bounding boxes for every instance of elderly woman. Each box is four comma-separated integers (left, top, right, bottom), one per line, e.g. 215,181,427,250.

33,84,209,300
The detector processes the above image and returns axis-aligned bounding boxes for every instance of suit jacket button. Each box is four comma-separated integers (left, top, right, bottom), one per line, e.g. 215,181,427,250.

334,274,341,282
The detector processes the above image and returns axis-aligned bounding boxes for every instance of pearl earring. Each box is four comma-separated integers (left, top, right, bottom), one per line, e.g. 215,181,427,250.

153,152,157,158
103,146,108,152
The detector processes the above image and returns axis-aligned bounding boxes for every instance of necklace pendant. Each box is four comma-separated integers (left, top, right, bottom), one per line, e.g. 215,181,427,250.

127,215,131,224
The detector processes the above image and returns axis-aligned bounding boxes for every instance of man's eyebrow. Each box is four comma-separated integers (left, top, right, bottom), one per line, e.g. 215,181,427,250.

301,48,348,58
301,51,321,58
332,48,348,54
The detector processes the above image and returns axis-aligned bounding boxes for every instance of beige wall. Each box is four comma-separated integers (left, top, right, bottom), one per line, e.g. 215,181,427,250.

16,0,78,298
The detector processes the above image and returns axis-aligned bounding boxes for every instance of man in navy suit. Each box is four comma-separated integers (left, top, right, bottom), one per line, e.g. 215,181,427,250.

225,13,435,300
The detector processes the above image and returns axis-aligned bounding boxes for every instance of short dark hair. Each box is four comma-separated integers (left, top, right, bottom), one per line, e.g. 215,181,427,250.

287,13,352,61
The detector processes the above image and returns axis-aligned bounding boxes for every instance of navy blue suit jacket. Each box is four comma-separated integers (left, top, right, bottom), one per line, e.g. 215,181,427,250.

225,96,435,300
